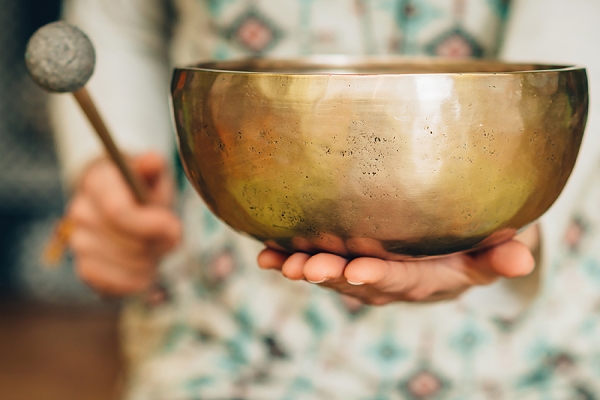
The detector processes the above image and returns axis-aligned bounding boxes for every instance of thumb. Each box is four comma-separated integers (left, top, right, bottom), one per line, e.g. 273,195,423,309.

130,152,175,206
473,240,536,278
131,152,169,183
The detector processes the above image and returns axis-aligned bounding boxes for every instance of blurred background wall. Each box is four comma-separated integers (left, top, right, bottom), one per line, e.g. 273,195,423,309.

0,0,97,302
0,1,123,398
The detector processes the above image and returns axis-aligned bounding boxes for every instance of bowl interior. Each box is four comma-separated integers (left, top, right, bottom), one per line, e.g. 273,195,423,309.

187,56,571,75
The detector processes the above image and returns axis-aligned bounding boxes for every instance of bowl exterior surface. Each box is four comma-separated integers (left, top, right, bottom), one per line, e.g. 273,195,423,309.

171,58,588,258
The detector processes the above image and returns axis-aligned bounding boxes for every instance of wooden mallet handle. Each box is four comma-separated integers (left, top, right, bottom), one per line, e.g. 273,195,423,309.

25,22,149,265
72,88,148,203
25,21,148,203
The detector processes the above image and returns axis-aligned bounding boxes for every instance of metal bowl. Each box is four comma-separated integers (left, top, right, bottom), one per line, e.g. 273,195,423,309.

171,56,588,259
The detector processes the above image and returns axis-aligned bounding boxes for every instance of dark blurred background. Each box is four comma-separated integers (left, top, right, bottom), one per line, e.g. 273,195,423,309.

0,0,122,398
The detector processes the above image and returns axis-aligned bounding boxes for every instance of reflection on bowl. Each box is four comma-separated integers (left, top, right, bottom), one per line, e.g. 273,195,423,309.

171,56,588,259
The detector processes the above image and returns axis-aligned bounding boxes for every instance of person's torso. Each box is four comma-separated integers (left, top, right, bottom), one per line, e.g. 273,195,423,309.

123,2,600,399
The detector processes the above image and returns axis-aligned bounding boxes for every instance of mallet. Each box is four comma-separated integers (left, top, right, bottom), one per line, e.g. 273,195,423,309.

25,21,149,264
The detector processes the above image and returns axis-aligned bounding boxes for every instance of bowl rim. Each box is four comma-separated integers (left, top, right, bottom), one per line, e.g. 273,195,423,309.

174,55,585,77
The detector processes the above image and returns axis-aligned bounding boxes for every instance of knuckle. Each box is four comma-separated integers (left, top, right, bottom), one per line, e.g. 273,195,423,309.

102,197,128,221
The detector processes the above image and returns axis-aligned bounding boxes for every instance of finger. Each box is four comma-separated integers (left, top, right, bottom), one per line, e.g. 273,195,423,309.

257,249,289,270
302,253,349,284
474,239,535,278
130,152,174,206
68,195,179,256
66,195,98,227
95,192,182,245
280,252,311,280
75,257,156,297
344,257,471,302
69,229,158,275
343,257,391,286
130,152,167,184
80,158,137,203
80,157,181,244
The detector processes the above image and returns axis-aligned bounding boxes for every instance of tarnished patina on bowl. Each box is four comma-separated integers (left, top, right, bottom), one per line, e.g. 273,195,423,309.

171,56,588,259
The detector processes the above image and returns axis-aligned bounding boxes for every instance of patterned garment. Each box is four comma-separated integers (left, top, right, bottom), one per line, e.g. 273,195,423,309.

170,0,508,65
61,0,598,399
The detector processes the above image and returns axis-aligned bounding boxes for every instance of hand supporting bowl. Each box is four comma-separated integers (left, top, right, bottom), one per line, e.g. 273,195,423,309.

171,56,588,259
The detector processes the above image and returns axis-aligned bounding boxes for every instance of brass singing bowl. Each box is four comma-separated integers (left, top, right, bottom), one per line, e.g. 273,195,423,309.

171,56,588,259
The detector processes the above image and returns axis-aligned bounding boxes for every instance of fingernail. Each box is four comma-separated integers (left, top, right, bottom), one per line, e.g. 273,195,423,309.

347,280,365,286
306,277,328,284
